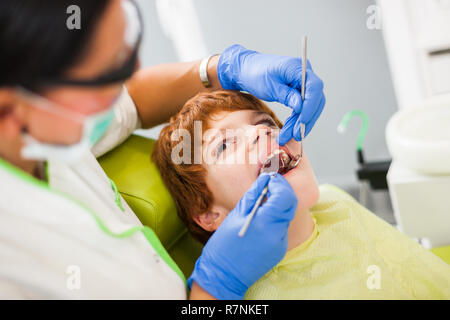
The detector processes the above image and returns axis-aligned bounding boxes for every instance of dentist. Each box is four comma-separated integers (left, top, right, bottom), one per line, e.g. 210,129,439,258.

0,0,325,299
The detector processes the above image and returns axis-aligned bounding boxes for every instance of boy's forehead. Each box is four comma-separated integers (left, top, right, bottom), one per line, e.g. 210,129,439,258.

207,110,267,130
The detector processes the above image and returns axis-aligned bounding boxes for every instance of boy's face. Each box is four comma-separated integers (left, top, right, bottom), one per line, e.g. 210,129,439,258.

196,109,319,231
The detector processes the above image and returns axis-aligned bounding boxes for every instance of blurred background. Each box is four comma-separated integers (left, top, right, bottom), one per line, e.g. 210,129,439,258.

133,0,397,221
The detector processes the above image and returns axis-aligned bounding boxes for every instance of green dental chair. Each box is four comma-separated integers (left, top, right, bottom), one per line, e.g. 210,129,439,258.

98,134,203,279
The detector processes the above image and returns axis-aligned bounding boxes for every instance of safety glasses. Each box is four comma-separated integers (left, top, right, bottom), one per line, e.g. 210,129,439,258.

31,0,143,88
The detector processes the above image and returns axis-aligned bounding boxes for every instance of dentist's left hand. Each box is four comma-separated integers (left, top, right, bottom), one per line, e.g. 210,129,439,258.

217,44,326,146
188,173,297,300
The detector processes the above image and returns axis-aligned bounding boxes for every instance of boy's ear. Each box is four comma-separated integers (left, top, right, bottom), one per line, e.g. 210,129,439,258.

193,210,222,232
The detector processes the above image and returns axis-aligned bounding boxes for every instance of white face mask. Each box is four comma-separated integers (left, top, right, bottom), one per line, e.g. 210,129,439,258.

17,87,115,164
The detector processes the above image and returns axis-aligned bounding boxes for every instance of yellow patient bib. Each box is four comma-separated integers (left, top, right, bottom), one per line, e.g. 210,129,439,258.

245,184,450,300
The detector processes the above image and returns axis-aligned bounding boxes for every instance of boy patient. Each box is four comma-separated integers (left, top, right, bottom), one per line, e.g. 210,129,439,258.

154,90,450,299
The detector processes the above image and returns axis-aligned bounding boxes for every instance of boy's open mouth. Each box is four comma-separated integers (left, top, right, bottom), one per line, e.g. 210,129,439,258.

260,148,300,175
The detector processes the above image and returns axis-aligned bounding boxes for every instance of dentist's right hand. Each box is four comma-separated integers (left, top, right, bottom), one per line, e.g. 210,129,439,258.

188,173,298,300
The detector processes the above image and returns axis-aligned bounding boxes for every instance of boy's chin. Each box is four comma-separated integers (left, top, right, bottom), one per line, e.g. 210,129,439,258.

282,162,318,205
282,165,301,188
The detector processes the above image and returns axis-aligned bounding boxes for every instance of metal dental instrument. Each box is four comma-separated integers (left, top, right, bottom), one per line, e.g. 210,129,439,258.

300,35,307,156
238,172,275,238
238,36,308,238
301,36,307,101
288,36,307,170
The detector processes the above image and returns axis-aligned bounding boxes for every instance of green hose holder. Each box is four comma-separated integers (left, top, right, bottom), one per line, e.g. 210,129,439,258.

338,110,369,165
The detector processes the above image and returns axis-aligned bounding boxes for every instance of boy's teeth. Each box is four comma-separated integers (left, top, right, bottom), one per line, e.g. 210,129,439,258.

260,149,293,174
288,154,301,169
280,151,290,165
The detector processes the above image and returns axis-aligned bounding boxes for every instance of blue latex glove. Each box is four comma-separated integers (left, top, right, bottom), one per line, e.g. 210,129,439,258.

218,44,326,145
188,173,298,299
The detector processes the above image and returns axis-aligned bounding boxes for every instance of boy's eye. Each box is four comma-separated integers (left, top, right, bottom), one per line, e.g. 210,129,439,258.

256,118,277,127
217,143,226,156
217,138,235,157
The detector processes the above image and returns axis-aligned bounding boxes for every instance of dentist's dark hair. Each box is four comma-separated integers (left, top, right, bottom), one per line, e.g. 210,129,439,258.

0,0,109,87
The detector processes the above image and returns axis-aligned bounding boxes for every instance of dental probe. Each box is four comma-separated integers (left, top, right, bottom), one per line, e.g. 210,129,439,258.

299,36,307,158
288,36,307,169
301,36,307,101
238,173,276,238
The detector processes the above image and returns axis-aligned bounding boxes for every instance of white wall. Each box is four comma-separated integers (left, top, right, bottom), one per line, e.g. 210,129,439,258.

135,0,397,189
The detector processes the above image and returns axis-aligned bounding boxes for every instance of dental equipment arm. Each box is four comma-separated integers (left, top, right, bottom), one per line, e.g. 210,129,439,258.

188,173,297,300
